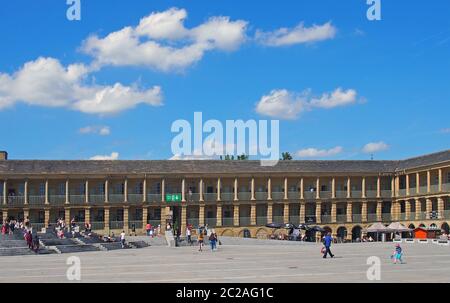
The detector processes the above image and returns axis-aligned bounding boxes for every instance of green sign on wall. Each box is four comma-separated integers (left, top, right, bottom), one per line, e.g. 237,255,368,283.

165,193,182,202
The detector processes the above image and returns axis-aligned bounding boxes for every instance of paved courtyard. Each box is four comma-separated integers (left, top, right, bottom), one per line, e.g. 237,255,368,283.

0,242,449,283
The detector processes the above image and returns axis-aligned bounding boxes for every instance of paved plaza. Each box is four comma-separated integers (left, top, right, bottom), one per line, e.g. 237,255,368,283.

0,242,449,283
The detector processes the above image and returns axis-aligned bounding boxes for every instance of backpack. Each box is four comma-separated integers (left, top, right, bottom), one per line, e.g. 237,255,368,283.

209,233,216,241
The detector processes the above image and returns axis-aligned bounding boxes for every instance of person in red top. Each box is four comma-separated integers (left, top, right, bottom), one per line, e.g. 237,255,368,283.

146,223,151,236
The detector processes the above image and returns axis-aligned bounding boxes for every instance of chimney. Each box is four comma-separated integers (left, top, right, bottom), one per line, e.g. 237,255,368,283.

0,151,7,160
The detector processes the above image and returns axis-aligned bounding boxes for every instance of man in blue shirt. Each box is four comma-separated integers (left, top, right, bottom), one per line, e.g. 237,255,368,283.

323,232,335,258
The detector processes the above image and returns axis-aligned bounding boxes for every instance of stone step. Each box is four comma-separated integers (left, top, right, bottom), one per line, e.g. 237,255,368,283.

54,244,101,254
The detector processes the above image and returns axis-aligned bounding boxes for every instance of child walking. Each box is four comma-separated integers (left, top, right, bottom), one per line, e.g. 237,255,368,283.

198,231,204,252
391,244,404,264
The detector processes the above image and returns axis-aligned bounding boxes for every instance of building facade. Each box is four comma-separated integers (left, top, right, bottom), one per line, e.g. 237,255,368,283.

0,150,449,240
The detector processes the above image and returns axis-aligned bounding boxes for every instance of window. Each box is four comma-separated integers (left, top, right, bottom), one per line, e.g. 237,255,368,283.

58,183,65,195
39,183,45,195
447,172,450,183
135,183,143,194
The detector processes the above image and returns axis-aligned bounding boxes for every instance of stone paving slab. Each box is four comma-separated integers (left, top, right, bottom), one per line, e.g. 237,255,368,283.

0,242,448,283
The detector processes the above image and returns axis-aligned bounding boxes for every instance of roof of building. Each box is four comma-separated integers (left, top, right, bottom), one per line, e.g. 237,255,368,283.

0,150,448,176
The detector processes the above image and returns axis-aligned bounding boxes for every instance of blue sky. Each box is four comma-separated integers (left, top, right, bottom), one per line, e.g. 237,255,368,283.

0,0,449,160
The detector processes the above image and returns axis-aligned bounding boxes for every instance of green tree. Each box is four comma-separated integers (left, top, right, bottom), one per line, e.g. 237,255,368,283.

280,152,293,160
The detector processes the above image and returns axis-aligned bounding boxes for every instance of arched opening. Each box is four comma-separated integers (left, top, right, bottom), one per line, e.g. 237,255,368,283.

255,228,268,239
337,226,347,242
441,222,450,235
352,226,362,242
419,223,426,228
220,229,234,237
238,228,252,238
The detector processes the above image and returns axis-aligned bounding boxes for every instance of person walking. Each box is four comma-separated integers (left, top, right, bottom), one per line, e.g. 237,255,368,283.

323,232,335,258
146,223,151,236
198,230,204,252
391,244,404,264
186,226,192,245
120,230,126,248
209,231,217,251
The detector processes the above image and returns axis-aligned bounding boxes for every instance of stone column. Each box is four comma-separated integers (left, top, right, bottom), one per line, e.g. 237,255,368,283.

284,178,288,200
415,199,421,220
268,178,272,200
406,174,411,196
331,202,337,223
426,198,432,216
250,203,256,225
267,202,273,223
104,207,110,232
416,173,420,194
316,177,320,199
233,204,239,226
217,178,221,201
347,177,351,198
405,200,411,220
142,178,147,202
362,177,366,198
427,171,431,193
199,179,204,202
160,206,167,230
300,178,305,200
64,207,71,225
66,179,70,205
181,178,186,202
181,204,187,234
438,169,443,192
85,207,90,224
104,179,109,203
377,177,381,198
390,201,398,221
24,180,28,205
45,179,49,205
23,209,30,222
44,208,50,227
315,201,321,224
299,201,306,223
376,201,382,221
391,177,396,198
331,178,336,199
199,204,205,226
347,201,353,223
3,181,6,206
362,201,368,222
283,202,289,223
161,179,165,202
234,178,238,201
216,203,222,227
124,178,128,203
251,178,255,201
2,210,8,223
123,207,129,233
142,207,148,228
438,197,444,219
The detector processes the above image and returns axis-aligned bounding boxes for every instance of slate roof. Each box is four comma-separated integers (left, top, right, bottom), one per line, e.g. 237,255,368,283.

0,150,448,175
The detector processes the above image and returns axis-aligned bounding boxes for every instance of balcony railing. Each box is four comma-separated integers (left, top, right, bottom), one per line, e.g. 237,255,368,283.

91,222,105,230
303,191,315,200
381,213,391,222
128,193,143,204
352,214,362,223
7,196,25,206
70,195,85,205
148,219,161,227
255,192,268,200
128,221,143,229
320,191,332,199
336,215,347,223
416,212,427,220
287,191,299,200
49,195,66,205
256,216,267,225
109,221,124,229
289,216,300,224
444,210,450,219
272,215,284,224
430,184,439,193
444,183,450,192
28,195,45,205
398,213,407,221
238,192,251,200
271,192,284,200
221,192,234,201
335,191,347,199
351,190,362,198
239,217,251,226
366,190,377,198
147,193,161,203
367,214,378,222
186,193,200,202
419,186,427,194
204,193,217,202
222,217,234,227
321,215,332,224
109,194,124,203
305,215,316,224
380,190,391,198
89,194,105,205
205,218,216,227
398,189,406,197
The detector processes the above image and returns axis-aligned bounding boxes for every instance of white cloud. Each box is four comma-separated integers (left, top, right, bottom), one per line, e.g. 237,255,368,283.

362,142,389,153
0,57,163,115
296,146,343,158
440,128,450,134
255,21,336,47
89,152,119,160
82,7,248,72
79,125,111,136
255,87,359,119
